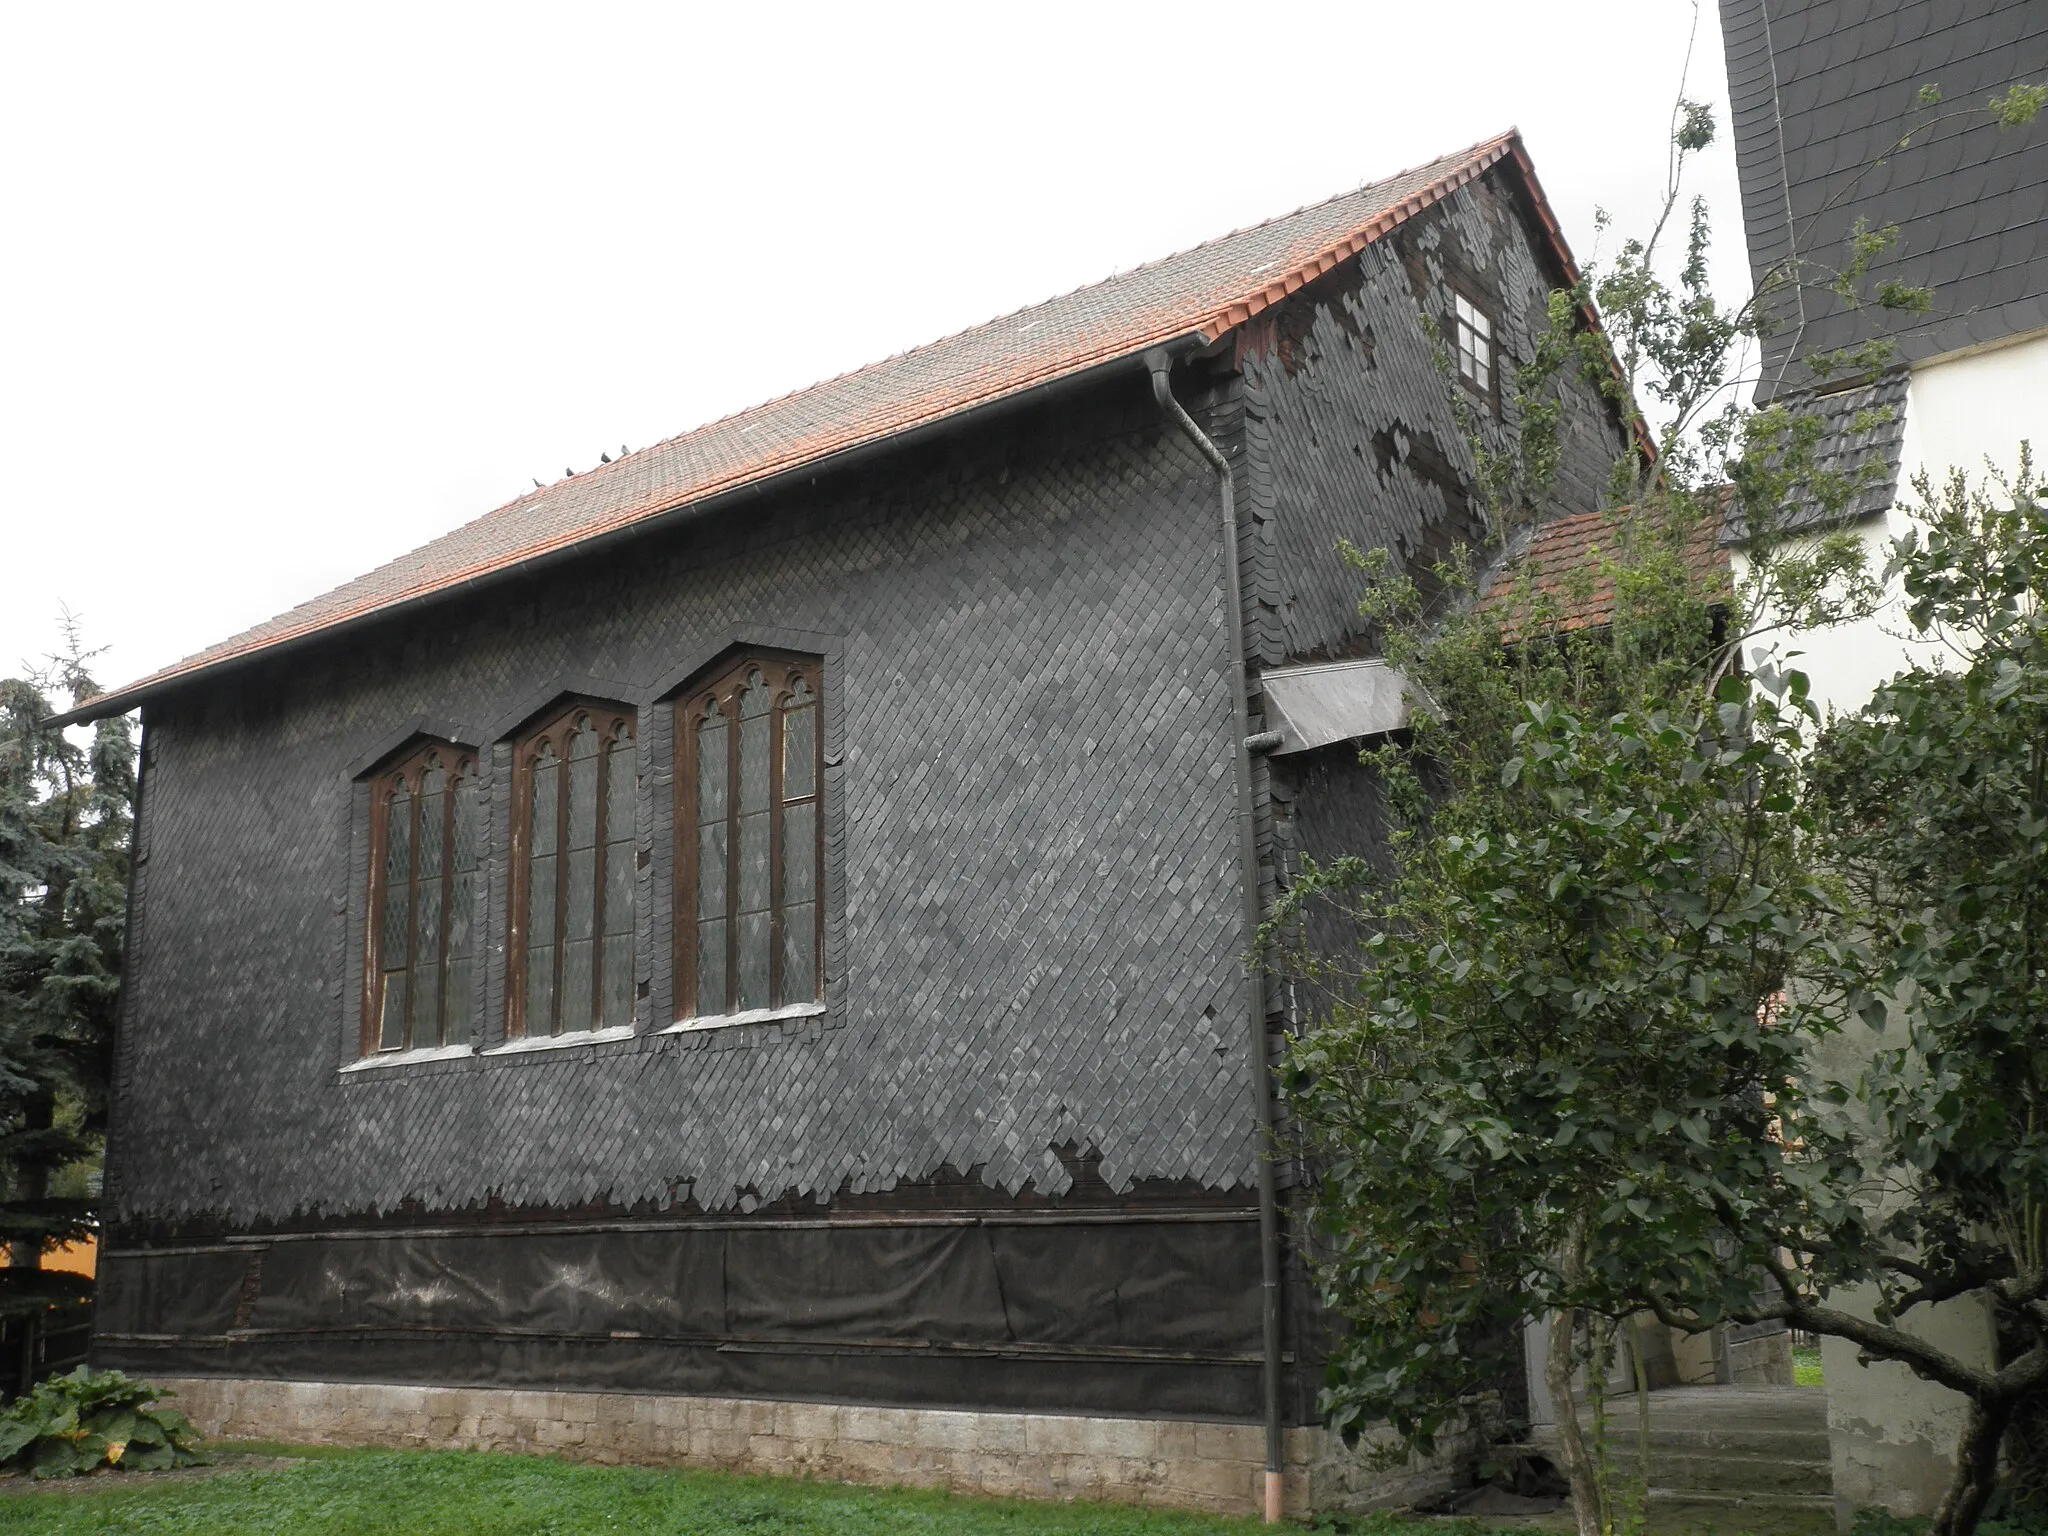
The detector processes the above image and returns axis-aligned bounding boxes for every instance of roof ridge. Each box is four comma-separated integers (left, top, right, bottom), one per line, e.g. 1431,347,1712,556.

569,129,1523,492
67,127,1558,722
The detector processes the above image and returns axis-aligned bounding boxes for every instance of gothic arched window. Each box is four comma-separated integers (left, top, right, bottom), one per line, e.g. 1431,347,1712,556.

508,700,638,1039
363,740,483,1055
675,654,823,1021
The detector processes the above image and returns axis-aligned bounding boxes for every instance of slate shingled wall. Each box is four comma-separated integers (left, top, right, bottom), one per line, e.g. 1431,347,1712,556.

1239,163,1630,669
106,378,1251,1231
97,166,1631,1417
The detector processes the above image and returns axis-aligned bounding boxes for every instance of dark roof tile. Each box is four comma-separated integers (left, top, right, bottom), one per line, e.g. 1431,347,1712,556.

1722,0,2048,400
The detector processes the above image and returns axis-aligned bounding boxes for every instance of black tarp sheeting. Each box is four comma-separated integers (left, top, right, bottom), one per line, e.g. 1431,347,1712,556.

95,1215,1292,1420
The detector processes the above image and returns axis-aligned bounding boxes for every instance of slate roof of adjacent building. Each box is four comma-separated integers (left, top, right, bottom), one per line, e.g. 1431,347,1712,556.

72,128,1592,724
1723,366,1912,541
1721,0,2048,402
1476,503,1732,641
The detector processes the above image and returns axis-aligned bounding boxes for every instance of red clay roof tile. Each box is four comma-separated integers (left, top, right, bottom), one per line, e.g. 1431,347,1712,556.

79,128,1581,719
1475,501,1731,641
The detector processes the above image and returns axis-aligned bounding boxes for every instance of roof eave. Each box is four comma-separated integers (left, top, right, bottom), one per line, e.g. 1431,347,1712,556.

50,330,1214,727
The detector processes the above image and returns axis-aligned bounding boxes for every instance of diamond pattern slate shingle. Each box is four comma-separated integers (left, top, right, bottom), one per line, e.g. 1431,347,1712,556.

105,384,1255,1225
1721,0,2048,402
75,131,1555,720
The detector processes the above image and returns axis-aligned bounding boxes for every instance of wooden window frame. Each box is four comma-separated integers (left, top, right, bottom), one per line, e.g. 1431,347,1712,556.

1452,288,1498,409
674,651,825,1021
505,698,639,1041
360,739,480,1057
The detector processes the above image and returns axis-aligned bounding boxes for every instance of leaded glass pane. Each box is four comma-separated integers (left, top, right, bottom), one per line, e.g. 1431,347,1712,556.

567,721,599,851
697,704,727,822
603,831,635,939
782,901,817,1002
560,938,593,1035
739,671,772,815
736,910,771,1011
600,933,633,1026
379,971,408,1051
699,821,727,917
782,799,816,906
525,743,558,1036
380,785,413,968
783,695,815,802
696,917,726,1016
377,782,413,1050
603,737,637,982
440,956,471,1046
530,746,559,855
737,811,771,918
416,762,446,878
525,941,554,1037
564,848,596,942
412,765,445,1043
414,956,441,1046
605,735,636,848
445,773,480,972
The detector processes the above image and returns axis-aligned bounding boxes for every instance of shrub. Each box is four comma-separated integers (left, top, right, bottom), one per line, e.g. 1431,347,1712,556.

0,1366,203,1478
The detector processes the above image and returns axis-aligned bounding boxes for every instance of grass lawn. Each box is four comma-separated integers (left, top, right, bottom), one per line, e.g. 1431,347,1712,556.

0,1442,1850,1535
0,1443,1279,1535
1792,1346,1825,1388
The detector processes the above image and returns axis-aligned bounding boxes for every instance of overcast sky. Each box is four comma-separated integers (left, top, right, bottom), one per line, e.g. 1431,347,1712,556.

0,2,1747,700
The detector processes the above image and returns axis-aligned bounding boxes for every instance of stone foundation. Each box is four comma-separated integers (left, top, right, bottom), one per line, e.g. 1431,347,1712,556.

153,1377,1466,1519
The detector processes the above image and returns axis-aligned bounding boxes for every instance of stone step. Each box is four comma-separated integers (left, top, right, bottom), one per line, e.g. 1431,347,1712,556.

1648,1489,1836,1512
1636,1450,1832,1495
1604,1426,1832,1457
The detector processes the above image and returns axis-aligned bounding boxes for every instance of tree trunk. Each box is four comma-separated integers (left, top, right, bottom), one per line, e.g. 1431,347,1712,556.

1547,1308,1606,1536
1930,1395,2013,1536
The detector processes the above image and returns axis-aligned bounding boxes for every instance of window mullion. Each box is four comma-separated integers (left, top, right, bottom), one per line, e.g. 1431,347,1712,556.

724,687,741,1015
402,775,423,1050
435,771,457,1046
768,698,786,1008
811,666,825,996
591,729,610,1030
552,727,571,1037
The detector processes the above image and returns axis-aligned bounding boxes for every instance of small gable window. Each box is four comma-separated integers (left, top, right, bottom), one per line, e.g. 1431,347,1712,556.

675,654,823,1022
1454,292,1494,398
363,741,484,1055
508,701,639,1039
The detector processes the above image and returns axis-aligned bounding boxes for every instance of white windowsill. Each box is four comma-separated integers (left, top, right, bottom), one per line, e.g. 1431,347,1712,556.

342,1043,476,1073
663,1001,826,1034
483,1024,638,1056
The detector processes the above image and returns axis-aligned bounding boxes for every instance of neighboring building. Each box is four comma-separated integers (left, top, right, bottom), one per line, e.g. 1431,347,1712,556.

1720,0,2048,1518
1722,0,2048,715
60,133,1632,1519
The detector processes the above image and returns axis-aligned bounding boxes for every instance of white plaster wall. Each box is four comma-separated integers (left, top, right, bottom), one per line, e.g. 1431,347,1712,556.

1896,326,2048,493
1745,332,2046,1522
1735,327,2048,722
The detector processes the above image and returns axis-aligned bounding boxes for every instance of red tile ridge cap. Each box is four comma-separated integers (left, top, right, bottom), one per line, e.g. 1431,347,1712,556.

70,129,1561,722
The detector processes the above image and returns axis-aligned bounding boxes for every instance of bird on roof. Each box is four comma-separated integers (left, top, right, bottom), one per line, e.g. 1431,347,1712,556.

600,452,611,463
532,479,544,490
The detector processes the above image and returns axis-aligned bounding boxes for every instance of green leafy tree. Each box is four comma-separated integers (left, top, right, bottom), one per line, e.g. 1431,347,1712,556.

0,625,132,1306
1799,458,2048,1534
1275,77,2046,1536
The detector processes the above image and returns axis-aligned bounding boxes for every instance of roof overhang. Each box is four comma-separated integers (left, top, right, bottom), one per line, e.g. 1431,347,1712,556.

56,127,1635,727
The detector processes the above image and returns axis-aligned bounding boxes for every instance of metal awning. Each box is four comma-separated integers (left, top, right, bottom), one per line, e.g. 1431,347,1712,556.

1258,657,1421,755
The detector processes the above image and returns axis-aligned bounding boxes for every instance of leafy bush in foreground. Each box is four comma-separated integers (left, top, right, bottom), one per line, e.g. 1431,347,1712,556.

0,1366,202,1477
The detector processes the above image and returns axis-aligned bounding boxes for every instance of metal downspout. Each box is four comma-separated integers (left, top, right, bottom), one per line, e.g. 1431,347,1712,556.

1145,349,1285,1525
